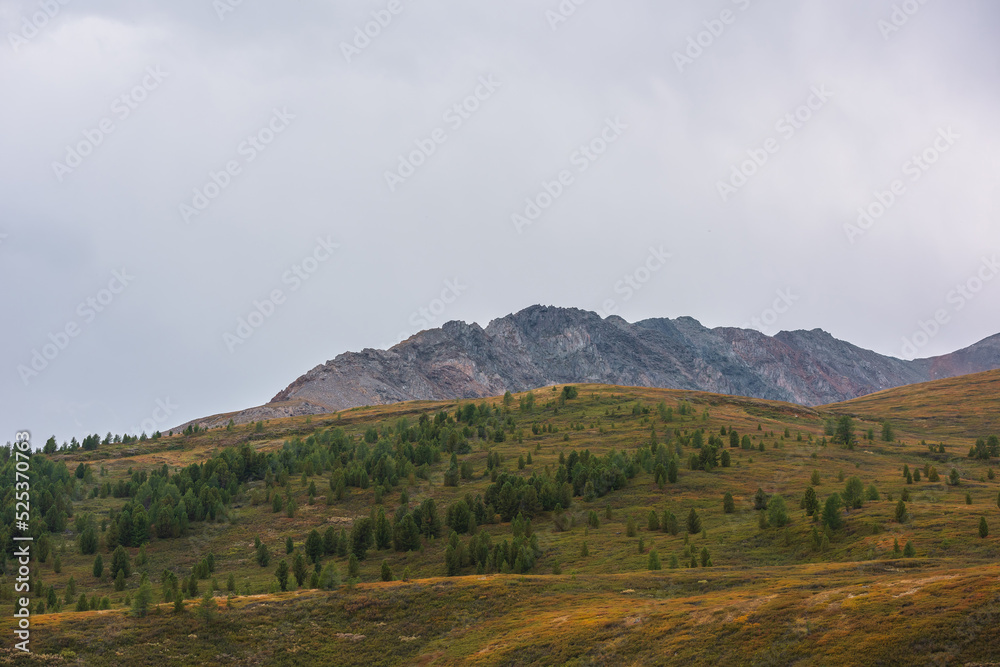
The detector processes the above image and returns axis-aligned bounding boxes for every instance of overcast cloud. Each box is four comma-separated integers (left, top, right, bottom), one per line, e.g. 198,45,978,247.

2,0,999,443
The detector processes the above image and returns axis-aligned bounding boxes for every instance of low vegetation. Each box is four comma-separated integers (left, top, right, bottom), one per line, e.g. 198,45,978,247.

2,375,999,665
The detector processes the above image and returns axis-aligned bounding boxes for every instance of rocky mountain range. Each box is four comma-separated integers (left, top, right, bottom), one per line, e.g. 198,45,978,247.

181,305,1000,429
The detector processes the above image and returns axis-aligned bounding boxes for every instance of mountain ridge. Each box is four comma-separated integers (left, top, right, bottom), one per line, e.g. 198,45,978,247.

179,305,1000,430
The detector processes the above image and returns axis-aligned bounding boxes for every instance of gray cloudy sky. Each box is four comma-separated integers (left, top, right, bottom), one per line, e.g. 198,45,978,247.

2,0,999,444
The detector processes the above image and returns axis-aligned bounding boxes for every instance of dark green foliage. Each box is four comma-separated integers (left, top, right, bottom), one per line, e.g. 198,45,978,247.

275,560,289,591
351,517,375,559
723,491,735,514
767,495,789,528
348,554,360,579
110,545,131,580
79,526,98,555
753,488,769,511
686,508,702,534
979,517,989,538
92,554,103,579
305,529,324,564
843,477,865,510
292,552,308,588
662,510,679,536
667,458,679,483
803,486,819,516
834,416,855,448
823,494,843,530
256,542,271,567
881,421,894,442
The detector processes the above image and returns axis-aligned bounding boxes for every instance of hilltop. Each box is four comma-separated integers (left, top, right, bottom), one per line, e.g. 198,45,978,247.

3,375,999,664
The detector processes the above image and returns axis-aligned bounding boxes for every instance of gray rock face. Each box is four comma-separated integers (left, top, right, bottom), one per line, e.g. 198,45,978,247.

179,305,1000,429
267,305,1000,409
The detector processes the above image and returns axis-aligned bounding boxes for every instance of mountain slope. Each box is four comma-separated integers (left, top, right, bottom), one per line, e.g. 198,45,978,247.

823,367,1000,438
185,306,1000,428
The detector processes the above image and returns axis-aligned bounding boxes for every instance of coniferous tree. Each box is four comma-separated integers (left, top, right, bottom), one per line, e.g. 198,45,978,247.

843,477,865,509
822,494,843,530
351,517,375,559
380,560,393,581
647,550,661,570
834,416,855,448
667,458,679,483
753,488,769,511
348,554,360,579
256,542,271,567
803,486,819,516
648,510,660,531
305,529,323,564
197,589,217,624
323,527,338,555
903,541,915,557
979,516,989,538
374,508,393,550
275,560,289,591
292,552,308,588
767,495,789,527
894,500,907,523
723,492,735,514
132,579,152,618
337,529,349,558
110,545,131,580
626,516,637,537
320,563,342,590
79,526,98,555
700,547,711,567
92,554,104,579
686,508,702,534
662,510,679,536
285,537,294,555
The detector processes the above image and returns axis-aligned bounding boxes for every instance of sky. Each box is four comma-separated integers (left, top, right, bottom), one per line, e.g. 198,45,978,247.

1,0,999,445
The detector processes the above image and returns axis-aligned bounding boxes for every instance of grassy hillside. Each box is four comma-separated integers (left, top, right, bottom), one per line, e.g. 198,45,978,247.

2,382,998,665
823,368,1000,438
